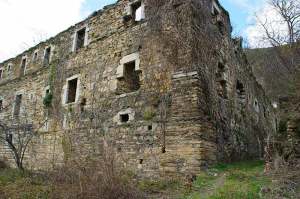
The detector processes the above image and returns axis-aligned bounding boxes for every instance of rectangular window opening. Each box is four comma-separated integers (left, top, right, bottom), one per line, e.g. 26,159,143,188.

212,5,220,16
120,113,129,123
14,94,22,117
139,159,143,164
46,88,50,95
216,63,228,99
75,28,86,51
7,64,12,72
236,80,246,106
0,99,3,112
20,58,26,76
125,61,140,91
217,21,225,35
117,60,141,94
67,78,78,104
131,1,144,21
33,51,38,62
44,47,51,66
6,134,12,143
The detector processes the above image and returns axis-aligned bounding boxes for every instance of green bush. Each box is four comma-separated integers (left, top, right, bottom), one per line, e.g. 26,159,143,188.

143,108,156,121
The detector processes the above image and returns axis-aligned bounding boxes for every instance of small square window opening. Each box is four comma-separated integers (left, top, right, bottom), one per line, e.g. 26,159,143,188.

120,114,129,123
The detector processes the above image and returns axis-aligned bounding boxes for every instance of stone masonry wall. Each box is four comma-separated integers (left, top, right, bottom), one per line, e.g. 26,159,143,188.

0,0,276,178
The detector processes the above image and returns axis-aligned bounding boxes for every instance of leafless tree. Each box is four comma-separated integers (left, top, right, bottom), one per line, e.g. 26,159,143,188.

257,0,300,70
253,1,300,181
249,0,300,103
0,122,34,170
259,0,300,46
0,98,47,170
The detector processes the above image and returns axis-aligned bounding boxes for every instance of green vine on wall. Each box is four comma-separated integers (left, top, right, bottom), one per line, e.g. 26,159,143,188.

143,107,156,121
43,61,58,108
43,93,53,107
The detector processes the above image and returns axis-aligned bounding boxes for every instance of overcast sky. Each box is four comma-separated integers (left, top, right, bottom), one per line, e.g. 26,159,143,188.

0,0,276,62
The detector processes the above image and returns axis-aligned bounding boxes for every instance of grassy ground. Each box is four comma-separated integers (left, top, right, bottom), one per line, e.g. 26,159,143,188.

181,160,271,199
0,160,296,199
139,160,275,199
0,169,49,199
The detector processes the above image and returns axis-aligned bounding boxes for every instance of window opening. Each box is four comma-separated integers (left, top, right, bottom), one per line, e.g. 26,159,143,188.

0,99,3,112
212,4,220,16
67,78,78,104
44,47,51,66
254,99,260,112
14,94,22,117
120,114,129,123
131,1,144,21
7,64,12,72
117,61,140,94
6,133,12,143
75,28,86,51
236,80,246,106
20,58,26,76
33,51,38,62
139,159,143,164
216,63,228,99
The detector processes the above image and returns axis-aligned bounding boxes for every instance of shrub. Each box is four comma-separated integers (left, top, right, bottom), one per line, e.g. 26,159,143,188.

49,155,145,199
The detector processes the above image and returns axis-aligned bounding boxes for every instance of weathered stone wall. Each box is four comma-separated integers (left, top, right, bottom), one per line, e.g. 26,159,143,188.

0,0,276,178
190,0,276,162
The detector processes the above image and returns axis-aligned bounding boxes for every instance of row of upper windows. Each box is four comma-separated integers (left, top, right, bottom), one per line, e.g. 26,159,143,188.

216,62,262,114
0,51,141,117
0,46,52,80
0,93,22,117
0,1,146,81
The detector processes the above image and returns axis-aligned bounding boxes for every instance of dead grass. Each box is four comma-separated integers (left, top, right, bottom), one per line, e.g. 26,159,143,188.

1,160,298,199
0,156,145,199
48,159,145,199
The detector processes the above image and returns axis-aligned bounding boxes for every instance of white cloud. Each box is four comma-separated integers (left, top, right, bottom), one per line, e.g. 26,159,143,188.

0,0,86,62
245,3,288,48
224,0,287,48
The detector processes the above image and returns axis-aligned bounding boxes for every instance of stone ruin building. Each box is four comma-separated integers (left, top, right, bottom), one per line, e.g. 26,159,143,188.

0,0,276,178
